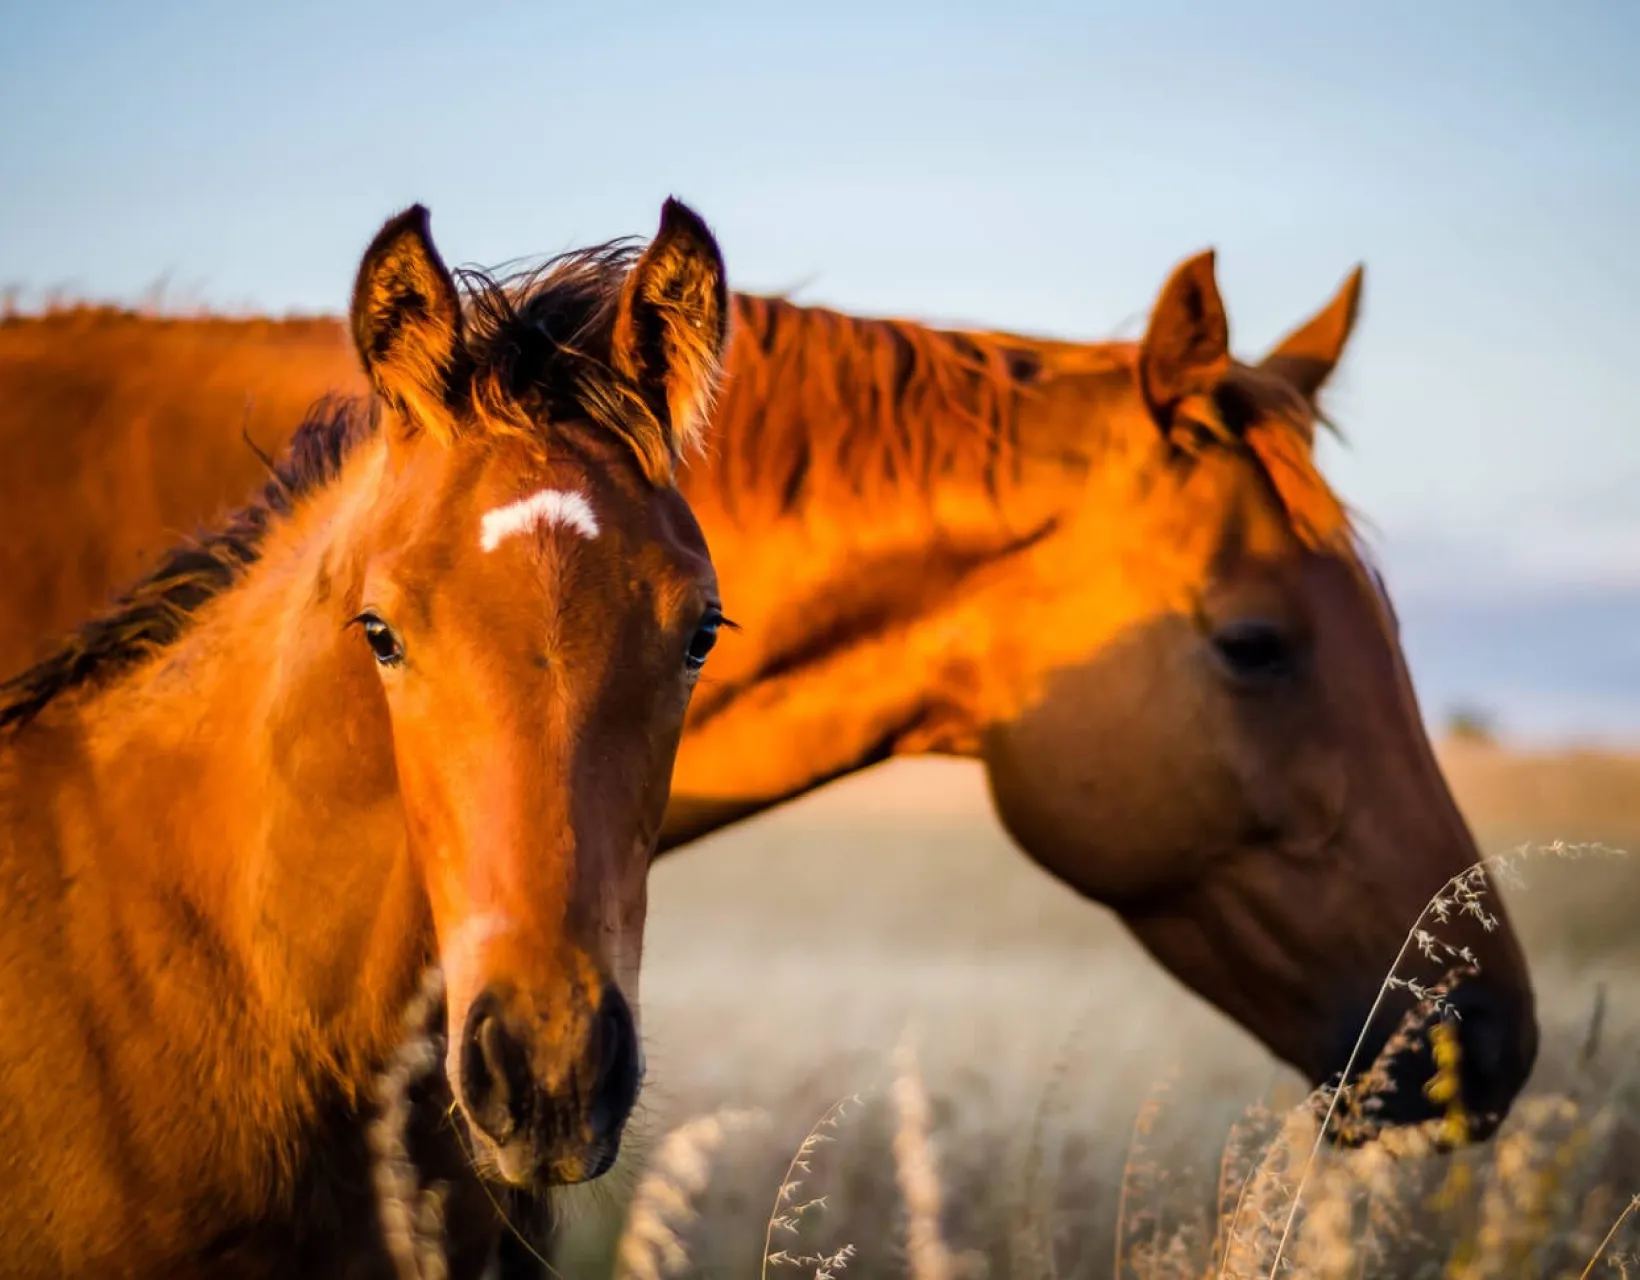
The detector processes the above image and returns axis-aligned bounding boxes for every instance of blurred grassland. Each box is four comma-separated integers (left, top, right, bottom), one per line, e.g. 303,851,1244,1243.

549,740,1640,1279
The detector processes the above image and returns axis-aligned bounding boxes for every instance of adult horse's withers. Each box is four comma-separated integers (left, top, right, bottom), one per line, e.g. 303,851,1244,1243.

0,197,732,1277
0,249,1538,1144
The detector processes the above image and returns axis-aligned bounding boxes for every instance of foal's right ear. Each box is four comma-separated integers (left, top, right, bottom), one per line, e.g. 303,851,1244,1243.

611,198,730,473
350,204,464,440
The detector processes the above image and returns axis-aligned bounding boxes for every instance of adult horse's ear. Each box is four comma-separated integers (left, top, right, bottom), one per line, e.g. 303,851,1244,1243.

1137,249,1232,434
611,197,730,465
1259,265,1364,402
350,204,464,439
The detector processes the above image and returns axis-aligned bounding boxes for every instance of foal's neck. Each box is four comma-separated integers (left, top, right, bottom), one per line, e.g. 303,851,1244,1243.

64,437,429,1215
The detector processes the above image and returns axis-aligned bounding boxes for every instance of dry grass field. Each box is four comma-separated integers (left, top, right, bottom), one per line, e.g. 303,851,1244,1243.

539,740,1640,1279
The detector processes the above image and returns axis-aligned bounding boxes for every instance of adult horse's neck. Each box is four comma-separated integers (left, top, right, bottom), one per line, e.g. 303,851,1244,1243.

0,434,439,1271
662,295,1123,849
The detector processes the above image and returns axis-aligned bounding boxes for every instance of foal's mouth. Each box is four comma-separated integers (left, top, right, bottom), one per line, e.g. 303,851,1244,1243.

460,1117,626,1189
480,1132,547,1189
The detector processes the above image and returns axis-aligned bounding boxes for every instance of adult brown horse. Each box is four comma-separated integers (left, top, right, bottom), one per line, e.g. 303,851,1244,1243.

0,253,1537,1149
0,196,731,1277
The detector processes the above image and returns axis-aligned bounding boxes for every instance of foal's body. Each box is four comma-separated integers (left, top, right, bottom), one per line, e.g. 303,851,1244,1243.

0,197,733,1277
0,488,469,1277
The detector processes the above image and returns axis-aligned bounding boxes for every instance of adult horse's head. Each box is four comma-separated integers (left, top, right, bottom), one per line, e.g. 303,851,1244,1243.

980,253,1536,1141
342,199,728,1185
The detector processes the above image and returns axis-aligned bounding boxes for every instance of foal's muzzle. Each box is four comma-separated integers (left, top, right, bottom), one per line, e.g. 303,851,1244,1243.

459,983,643,1185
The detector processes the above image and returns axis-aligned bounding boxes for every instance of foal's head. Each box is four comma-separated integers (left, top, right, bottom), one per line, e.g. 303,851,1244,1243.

343,200,728,1185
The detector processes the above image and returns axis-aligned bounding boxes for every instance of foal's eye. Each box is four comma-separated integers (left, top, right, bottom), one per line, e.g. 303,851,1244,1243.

1211,620,1295,684
684,611,723,674
352,611,406,667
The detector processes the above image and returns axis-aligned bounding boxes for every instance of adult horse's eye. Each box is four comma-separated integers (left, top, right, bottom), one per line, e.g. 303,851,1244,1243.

352,611,405,667
684,612,722,673
1211,620,1295,685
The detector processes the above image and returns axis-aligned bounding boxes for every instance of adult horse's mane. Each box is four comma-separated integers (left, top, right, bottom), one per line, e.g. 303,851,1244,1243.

0,238,671,730
718,293,1352,550
712,293,1063,517
1191,361,1356,553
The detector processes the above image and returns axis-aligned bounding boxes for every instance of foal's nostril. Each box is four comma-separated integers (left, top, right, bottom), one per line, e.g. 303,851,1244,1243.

460,989,533,1146
588,986,642,1146
457,983,644,1175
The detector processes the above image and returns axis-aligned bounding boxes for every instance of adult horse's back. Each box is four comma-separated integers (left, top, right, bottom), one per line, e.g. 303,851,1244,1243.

0,253,1538,1145
0,310,360,669
0,198,732,1277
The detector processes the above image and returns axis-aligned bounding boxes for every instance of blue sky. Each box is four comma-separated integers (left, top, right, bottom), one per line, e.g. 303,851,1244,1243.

2,0,1637,741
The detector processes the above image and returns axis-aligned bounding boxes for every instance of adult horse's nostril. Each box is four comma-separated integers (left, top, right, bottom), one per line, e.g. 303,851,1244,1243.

588,986,642,1149
460,989,533,1146
1448,979,1537,1121
1452,989,1504,1079
1319,977,1535,1145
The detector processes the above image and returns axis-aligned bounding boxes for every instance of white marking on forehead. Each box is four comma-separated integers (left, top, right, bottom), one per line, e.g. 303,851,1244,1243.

479,487,600,552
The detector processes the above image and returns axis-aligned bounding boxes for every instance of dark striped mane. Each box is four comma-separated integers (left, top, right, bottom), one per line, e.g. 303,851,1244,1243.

705,293,1349,549
705,294,1059,518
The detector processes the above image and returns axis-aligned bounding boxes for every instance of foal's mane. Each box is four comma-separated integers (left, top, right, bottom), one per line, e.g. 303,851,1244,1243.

0,240,662,730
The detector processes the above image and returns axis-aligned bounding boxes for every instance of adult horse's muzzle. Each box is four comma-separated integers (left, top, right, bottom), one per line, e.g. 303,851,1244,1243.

1319,977,1539,1147
457,983,644,1186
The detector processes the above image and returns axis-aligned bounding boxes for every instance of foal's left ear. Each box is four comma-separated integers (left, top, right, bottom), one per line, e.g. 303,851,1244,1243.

350,204,464,440
611,198,730,464
1258,265,1364,402
1137,249,1232,435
